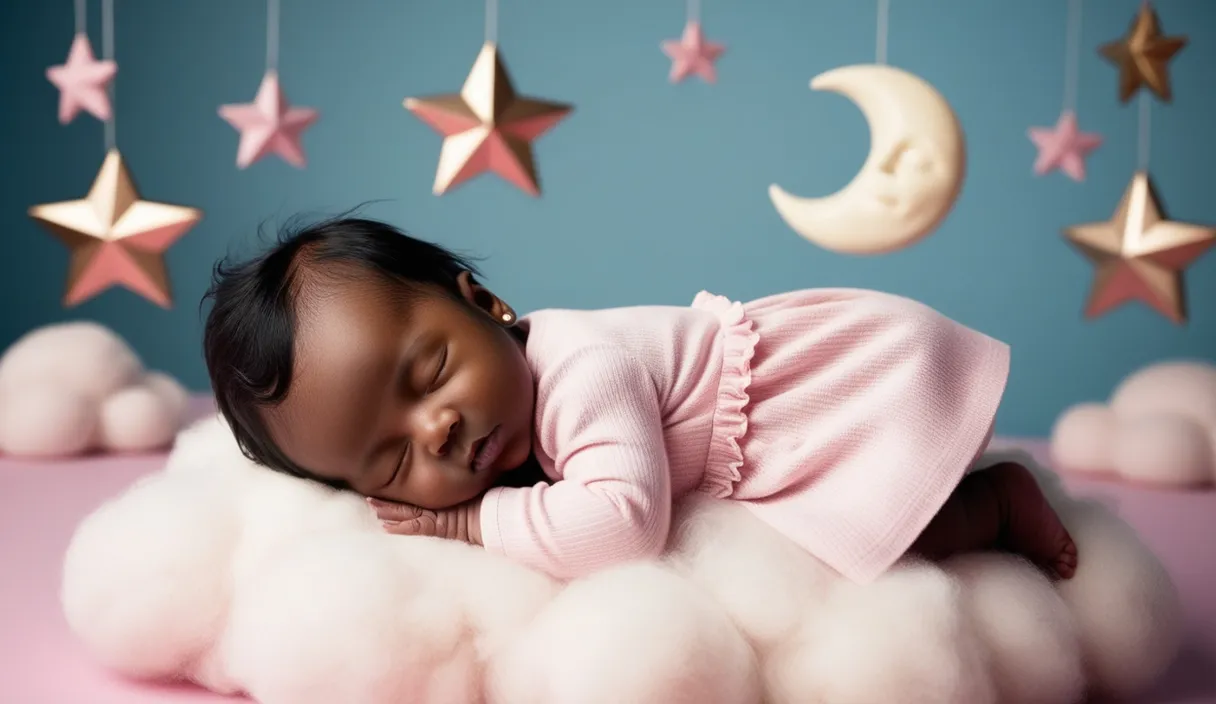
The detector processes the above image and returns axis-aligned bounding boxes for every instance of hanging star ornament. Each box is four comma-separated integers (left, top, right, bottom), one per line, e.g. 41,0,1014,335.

1028,110,1103,182
661,21,726,84
46,33,117,124
1063,171,1216,324
219,71,319,169
28,149,203,308
1098,1,1187,103
404,42,572,197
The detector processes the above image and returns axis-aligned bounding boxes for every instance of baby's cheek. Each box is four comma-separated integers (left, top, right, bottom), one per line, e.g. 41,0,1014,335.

402,463,472,510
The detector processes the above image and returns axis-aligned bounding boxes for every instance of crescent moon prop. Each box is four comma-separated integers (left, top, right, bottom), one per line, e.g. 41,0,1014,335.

769,64,966,255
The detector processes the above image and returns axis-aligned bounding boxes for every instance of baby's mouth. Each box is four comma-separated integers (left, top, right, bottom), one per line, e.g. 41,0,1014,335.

468,425,501,473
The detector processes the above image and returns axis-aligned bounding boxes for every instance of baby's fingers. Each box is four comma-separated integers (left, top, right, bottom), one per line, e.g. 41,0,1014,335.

366,497,423,522
381,513,440,536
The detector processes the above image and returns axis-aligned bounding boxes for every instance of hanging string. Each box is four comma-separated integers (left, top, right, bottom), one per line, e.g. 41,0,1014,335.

1136,91,1151,171
1062,0,1082,112
875,0,889,65
687,0,700,24
75,0,86,35
102,0,115,151
485,0,498,44
266,0,280,73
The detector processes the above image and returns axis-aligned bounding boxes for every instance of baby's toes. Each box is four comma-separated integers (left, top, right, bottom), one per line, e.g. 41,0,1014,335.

1054,537,1079,579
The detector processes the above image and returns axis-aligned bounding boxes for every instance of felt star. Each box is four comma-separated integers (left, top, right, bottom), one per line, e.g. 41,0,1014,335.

404,42,572,196
218,71,319,169
28,149,203,308
1098,1,1187,103
1028,110,1103,182
46,33,117,124
661,21,726,84
1063,171,1215,324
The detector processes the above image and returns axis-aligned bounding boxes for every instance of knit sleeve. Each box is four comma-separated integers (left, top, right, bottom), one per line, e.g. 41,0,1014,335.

478,347,672,580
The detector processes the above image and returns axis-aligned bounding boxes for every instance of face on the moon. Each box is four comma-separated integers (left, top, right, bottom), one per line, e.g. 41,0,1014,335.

870,139,942,217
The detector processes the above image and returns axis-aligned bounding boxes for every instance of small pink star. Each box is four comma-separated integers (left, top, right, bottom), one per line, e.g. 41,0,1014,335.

661,21,726,84
218,71,319,169
1028,110,1103,182
46,33,117,124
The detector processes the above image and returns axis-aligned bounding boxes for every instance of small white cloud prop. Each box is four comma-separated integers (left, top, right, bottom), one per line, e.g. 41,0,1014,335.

0,322,189,457
1052,360,1216,488
62,415,1183,704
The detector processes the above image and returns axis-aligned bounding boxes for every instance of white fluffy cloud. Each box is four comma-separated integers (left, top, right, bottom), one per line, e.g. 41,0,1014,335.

0,322,188,457
62,416,1183,704
1052,360,1216,488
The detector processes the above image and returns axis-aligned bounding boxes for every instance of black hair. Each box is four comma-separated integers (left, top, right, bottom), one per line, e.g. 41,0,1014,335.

201,215,480,487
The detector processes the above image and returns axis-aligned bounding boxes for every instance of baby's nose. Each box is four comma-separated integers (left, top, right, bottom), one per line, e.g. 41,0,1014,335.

422,407,460,457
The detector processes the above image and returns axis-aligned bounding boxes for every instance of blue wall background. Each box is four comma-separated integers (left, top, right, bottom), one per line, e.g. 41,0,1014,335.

2,0,1214,436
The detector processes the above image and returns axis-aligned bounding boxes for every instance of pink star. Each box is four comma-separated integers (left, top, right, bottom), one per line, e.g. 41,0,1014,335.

1028,110,1103,182
218,71,319,169
661,21,726,84
46,33,117,124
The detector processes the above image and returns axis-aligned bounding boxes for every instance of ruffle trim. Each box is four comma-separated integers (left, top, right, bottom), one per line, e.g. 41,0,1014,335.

691,291,759,499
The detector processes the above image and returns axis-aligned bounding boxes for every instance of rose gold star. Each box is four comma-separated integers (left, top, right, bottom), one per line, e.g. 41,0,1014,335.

28,150,203,308
1064,171,1215,324
1098,1,1187,103
404,42,572,196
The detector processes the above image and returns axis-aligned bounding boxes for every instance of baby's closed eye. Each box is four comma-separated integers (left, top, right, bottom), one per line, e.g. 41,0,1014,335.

405,342,448,396
426,345,448,393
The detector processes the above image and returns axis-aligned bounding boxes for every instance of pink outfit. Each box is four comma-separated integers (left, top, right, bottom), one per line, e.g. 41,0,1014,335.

478,289,1010,583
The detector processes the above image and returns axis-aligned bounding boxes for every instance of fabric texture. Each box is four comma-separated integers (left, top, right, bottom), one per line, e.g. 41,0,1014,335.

479,288,1010,583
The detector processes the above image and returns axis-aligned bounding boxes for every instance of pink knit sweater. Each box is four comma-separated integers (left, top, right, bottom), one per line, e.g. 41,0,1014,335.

478,289,1009,583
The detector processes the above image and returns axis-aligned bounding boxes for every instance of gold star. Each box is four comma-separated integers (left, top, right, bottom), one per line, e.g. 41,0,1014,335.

404,42,572,196
1063,171,1215,324
1099,1,1187,103
28,149,203,308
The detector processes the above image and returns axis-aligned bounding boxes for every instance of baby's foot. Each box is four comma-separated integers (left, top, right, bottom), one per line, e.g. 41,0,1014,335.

985,462,1079,580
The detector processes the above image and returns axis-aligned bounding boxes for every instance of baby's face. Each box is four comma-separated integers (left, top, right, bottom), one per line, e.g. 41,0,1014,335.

265,273,535,509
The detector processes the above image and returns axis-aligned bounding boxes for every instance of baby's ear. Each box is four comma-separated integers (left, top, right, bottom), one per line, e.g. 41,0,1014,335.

456,271,512,322
456,271,479,303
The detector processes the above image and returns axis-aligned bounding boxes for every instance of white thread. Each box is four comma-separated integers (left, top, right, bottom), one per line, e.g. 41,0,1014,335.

1063,0,1082,112
75,0,86,36
687,0,700,23
485,0,498,44
102,0,115,151
876,0,889,65
1137,91,1151,171
266,0,280,72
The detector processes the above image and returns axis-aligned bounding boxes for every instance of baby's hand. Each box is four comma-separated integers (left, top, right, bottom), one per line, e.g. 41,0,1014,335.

366,497,482,546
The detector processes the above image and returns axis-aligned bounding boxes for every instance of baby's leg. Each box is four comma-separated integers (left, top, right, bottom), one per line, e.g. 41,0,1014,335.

909,462,1078,579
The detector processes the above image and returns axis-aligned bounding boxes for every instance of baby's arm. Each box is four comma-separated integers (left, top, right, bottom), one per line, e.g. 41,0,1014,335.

479,348,673,580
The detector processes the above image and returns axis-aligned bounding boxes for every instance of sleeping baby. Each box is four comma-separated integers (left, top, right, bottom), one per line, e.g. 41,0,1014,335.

202,217,1077,584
